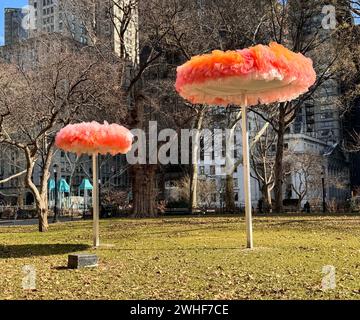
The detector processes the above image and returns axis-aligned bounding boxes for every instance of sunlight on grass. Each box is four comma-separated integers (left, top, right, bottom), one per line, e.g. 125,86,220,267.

1,215,360,300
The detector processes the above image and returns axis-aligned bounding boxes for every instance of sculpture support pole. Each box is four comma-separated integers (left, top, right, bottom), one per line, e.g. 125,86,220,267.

92,153,100,247
241,104,253,249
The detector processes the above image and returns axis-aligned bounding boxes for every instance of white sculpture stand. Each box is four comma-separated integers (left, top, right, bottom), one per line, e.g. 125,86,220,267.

241,104,253,249
92,154,100,247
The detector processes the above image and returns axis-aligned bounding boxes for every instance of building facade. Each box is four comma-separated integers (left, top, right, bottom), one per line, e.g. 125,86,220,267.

4,8,28,45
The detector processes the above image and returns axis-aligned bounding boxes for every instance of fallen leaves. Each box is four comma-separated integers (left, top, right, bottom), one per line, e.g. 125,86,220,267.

0,215,360,299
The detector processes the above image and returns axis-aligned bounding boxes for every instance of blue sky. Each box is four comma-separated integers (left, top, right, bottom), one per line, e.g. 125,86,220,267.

0,0,27,45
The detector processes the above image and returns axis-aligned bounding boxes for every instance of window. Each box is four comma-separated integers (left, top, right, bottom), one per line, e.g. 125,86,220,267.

320,112,334,119
199,166,205,175
210,166,215,175
234,179,238,188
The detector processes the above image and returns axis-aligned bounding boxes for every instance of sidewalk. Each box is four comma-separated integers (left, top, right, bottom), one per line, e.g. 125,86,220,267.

0,216,82,226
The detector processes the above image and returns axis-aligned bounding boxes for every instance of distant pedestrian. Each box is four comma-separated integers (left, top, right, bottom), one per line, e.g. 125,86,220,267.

304,201,311,213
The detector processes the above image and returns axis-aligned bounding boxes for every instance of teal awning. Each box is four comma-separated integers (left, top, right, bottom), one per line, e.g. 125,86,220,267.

48,179,55,191
58,178,70,193
79,178,93,191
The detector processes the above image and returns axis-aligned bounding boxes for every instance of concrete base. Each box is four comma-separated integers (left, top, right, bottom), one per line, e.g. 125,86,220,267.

68,253,98,269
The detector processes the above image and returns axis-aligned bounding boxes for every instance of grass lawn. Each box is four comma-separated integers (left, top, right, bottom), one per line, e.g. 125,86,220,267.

1,215,360,300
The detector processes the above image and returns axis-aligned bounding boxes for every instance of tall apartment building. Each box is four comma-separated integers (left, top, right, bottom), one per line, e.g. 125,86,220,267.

4,8,28,45
28,0,114,46
28,0,84,44
283,1,353,203
288,0,348,144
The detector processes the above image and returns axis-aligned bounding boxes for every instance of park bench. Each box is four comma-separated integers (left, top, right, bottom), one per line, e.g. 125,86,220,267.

193,208,216,215
164,208,190,216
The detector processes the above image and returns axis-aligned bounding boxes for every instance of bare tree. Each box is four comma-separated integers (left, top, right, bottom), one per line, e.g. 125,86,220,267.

249,0,356,212
176,174,216,209
284,152,323,210
0,36,124,231
250,117,276,212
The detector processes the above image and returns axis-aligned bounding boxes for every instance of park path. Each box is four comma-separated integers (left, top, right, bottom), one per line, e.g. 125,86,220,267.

0,217,82,227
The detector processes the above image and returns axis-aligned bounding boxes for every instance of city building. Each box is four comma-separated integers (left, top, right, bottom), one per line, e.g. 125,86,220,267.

4,8,28,45
284,132,350,207
196,118,262,209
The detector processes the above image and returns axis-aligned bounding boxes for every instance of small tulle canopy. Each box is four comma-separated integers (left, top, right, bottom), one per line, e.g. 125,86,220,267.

55,121,133,156
175,42,317,107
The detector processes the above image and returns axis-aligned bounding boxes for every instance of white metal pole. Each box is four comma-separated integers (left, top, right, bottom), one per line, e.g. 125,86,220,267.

92,154,100,247
241,104,253,249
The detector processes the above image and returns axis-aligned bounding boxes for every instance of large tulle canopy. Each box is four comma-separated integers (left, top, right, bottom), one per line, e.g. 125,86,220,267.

175,42,316,107
55,121,133,156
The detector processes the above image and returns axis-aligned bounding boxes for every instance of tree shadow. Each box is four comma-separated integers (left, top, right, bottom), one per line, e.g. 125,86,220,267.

0,244,91,259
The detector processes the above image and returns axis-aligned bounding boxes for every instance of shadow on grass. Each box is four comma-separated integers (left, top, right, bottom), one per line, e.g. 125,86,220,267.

0,243,91,259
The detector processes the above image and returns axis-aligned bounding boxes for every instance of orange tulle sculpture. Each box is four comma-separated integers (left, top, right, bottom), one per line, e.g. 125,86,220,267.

176,42,316,106
55,121,133,156
175,42,317,250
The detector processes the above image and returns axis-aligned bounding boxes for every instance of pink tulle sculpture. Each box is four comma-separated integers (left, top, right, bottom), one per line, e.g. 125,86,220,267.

176,42,317,106
55,121,133,156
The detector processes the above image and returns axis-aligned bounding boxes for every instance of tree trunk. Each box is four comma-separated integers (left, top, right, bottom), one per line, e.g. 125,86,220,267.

261,183,273,213
37,203,49,232
131,164,157,218
297,198,302,212
17,186,24,209
190,163,198,212
266,185,273,213
225,174,236,213
274,105,286,213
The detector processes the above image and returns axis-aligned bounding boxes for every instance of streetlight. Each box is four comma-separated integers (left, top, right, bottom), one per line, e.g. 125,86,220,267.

321,167,326,213
53,164,59,223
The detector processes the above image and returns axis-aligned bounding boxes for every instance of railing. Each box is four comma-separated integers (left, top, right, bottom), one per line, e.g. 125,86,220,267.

0,205,35,212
